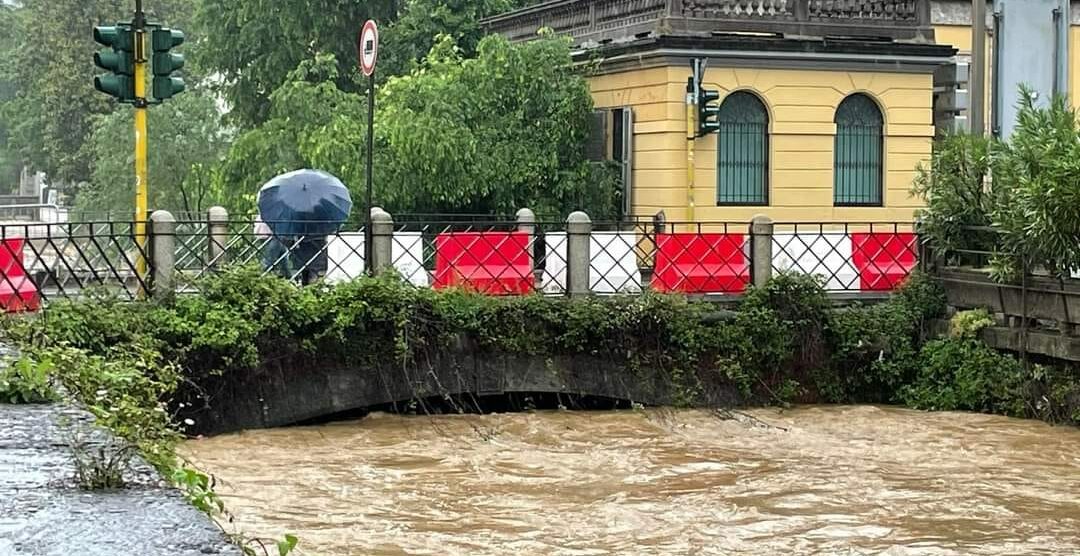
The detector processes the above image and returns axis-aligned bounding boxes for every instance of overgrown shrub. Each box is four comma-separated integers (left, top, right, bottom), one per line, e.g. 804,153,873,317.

912,132,996,259
5,266,1077,442
901,336,1027,415
914,88,1080,281
990,91,1080,280
820,272,946,403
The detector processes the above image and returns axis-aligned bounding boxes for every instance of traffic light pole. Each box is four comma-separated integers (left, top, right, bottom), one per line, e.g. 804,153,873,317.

133,0,149,281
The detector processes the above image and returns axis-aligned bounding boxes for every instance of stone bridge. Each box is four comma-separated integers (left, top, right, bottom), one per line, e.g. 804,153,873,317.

178,343,740,437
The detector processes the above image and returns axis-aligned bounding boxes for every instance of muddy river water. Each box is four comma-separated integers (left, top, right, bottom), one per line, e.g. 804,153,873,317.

183,406,1080,555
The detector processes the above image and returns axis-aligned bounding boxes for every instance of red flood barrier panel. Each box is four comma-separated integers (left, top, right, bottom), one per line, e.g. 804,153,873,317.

651,233,749,294
434,231,534,295
0,237,40,312
851,232,917,291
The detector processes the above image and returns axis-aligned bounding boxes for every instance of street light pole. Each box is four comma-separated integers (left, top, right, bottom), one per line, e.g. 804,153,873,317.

970,0,986,136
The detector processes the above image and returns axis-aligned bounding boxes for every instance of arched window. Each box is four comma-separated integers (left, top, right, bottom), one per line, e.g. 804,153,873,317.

834,94,884,206
716,91,769,205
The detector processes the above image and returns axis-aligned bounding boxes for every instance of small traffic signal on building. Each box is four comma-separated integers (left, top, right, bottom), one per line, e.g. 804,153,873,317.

151,28,185,100
697,87,721,136
93,25,136,102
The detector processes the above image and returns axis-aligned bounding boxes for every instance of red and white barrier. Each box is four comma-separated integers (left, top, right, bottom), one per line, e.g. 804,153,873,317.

433,231,533,295
327,228,916,296
773,232,916,291
325,232,428,286
652,233,750,294
0,238,40,312
542,232,643,294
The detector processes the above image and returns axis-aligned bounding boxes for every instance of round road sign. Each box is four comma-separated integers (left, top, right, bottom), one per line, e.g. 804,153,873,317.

358,20,379,77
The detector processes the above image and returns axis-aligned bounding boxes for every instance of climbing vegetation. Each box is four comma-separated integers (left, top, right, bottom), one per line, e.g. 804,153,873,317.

2,268,1078,511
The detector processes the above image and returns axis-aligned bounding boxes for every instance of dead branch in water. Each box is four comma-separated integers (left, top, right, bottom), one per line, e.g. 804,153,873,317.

711,408,789,432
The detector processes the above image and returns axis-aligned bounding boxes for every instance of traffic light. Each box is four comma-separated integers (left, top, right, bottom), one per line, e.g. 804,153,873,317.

151,28,185,101
93,25,135,102
697,87,721,136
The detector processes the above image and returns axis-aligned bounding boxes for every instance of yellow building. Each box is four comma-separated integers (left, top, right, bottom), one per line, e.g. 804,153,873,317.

486,0,1075,223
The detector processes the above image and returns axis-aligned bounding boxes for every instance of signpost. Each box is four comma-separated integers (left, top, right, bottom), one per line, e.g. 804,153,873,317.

359,20,378,275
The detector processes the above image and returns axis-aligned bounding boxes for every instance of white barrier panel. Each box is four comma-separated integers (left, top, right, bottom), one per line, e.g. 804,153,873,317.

391,232,428,287
325,232,428,286
542,232,642,294
772,233,858,291
326,233,365,283
540,233,567,293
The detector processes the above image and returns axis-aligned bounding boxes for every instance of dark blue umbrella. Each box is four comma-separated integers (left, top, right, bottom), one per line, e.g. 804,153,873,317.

257,169,353,237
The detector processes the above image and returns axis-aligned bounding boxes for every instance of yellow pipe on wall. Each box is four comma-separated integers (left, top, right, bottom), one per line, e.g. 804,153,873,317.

685,95,695,223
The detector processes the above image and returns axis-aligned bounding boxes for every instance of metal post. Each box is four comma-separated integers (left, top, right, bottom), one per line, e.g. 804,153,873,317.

364,72,375,275
149,210,176,301
685,69,697,222
207,206,229,269
134,0,150,281
370,207,393,274
970,0,986,136
750,214,774,288
566,211,592,296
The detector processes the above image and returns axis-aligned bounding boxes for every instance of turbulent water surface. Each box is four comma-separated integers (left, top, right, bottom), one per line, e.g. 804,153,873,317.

184,406,1080,555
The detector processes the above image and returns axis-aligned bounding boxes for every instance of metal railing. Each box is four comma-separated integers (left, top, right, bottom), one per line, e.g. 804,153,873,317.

0,208,924,309
0,221,149,305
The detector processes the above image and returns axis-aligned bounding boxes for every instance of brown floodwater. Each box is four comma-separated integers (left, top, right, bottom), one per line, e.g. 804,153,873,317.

183,406,1080,555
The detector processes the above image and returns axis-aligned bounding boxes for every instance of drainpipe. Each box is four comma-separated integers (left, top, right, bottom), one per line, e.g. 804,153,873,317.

1052,7,1062,95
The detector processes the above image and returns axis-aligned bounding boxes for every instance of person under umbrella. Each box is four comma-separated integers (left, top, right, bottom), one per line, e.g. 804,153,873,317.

257,169,353,284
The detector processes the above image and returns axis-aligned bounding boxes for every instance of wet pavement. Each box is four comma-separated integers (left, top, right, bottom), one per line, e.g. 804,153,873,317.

0,402,240,556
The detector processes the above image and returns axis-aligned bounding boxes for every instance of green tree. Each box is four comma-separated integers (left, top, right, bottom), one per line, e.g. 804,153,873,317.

78,90,229,216
369,34,618,216
214,35,619,218
0,0,197,189
911,133,997,262
211,53,364,215
311,34,617,217
193,0,395,128
0,4,24,192
379,0,526,77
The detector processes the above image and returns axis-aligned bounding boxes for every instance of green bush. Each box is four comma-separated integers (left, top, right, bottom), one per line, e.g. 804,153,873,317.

911,132,997,260
901,337,1026,415
991,90,1080,280
9,266,1078,436
913,88,1080,281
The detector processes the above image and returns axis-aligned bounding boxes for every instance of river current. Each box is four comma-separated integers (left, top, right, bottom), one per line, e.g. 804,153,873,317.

184,406,1080,555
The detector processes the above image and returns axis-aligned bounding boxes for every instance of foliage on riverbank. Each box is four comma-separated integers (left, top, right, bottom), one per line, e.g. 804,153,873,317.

4,268,1078,429
914,90,1080,280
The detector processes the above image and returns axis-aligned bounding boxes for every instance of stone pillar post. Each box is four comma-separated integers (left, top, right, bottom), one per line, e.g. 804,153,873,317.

566,211,592,296
515,208,536,235
750,214,774,288
516,208,541,285
370,207,394,275
207,206,228,269
149,210,176,301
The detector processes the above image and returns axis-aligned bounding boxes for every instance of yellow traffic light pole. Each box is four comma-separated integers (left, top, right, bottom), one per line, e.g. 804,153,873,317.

133,1,148,281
